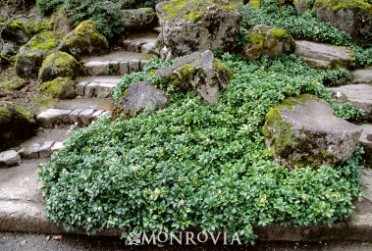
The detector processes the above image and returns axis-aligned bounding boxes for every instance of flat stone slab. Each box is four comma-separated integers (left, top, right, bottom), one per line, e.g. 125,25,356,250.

37,108,112,128
330,84,372,122
82,51,149,76
295,40,355,68
0,150,21,167
76,77,122,98
351,69,372,85
123,32,158,54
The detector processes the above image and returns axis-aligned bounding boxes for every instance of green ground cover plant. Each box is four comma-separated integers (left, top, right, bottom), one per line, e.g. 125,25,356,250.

240,0,372,67
38,53,363,243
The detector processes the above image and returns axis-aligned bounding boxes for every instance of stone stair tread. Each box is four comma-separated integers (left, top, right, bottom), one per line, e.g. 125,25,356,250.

55,97,114,110
82,51,149,64
295,40,354,68
351,69,372,85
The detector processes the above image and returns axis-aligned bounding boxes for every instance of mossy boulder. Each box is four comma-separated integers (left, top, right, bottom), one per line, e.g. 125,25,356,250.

262,95,362,169
38,52,82,83
62,20,109,58
0,102,37,152
2,19,31,45
121,8,158,32
314,0,372,45
243,25,296,60
294,0,313,14
37,77,77,99
156,0,242,58
158,50,233,104
15,31,60,79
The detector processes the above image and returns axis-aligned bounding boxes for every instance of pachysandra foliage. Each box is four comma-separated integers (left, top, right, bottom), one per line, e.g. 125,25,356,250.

38,53,363,243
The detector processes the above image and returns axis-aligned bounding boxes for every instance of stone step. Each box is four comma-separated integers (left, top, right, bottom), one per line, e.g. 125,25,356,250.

18,141,64,159
330,84,372,122
351,69,372,85
82,51,150,76
123,32,158,54
76,76,121,98
295,40,355,68
36,108,112,128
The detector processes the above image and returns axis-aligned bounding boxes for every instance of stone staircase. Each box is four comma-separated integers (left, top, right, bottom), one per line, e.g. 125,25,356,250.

34,31,158,130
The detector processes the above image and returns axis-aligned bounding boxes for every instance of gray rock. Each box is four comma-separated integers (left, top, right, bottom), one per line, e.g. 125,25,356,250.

37,109,71,128
360,124,372,168
156,0,241,58
2,21,31,45
121,8,158,31
51,142,64,152
263,94,362,168
0,150,21,167
19,143,40,159
79,109,95,125
314,1,372,45
39,141,55,158
243,25,296,60
53,8,72,38
158,50,233,104
330,84,372,122
294,0,311,14
84,61,110,76
295,40,355,68
120,81,169,116
351,69,372,85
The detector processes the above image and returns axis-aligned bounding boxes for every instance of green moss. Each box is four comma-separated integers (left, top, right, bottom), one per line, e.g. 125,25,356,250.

270,27,289,38
0,68,28,91
8,19,31,37
249,0,261,8
138,8,157,17
26,17,54,34
63,20,109,58
37,77,76,98
38,52,81,83
162,0,243,22
29,31,59,51
315,0,372,14
30,97,57,110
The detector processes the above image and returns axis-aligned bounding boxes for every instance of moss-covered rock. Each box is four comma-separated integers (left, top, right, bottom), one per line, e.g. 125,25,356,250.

156,0,242,57
53,8,72,38
158,50,233,104
0,102,37,152
38,52,82,83
15,31,60,79
37,77,77,99
243,25,296,60
121,8,158,32
2,19,31,45
314,0,372,45
62,20,109,58
263,94,362,169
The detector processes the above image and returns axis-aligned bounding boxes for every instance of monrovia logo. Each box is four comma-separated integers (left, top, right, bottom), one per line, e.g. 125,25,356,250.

125,231,243,245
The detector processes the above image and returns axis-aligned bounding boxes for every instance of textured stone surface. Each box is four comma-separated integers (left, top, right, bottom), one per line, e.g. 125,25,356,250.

76,76,121,98
243,25,296,59
38,141,55,158
295,40,355,68
36,109,71,128
263,95,362,168
294,0,311,14
351,69,372,85
330,84,372,122
120,81,169,116
156,0,241,58
121,8,158,31
0,150,21,167
158,50,233,104
19,143,40,159
314,0,372,45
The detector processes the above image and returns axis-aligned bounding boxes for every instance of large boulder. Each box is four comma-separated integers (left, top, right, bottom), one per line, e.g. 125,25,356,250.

262,95,362,168
62,20,109,58
37,77,77,99
0,102,37,152
158,50,233,104
156,0,242,58
242,25,296,60
314,0,372,45
351,69,372,85
119,81,169,117
121,8,158,32
38,52,82,83
15,31,60,79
